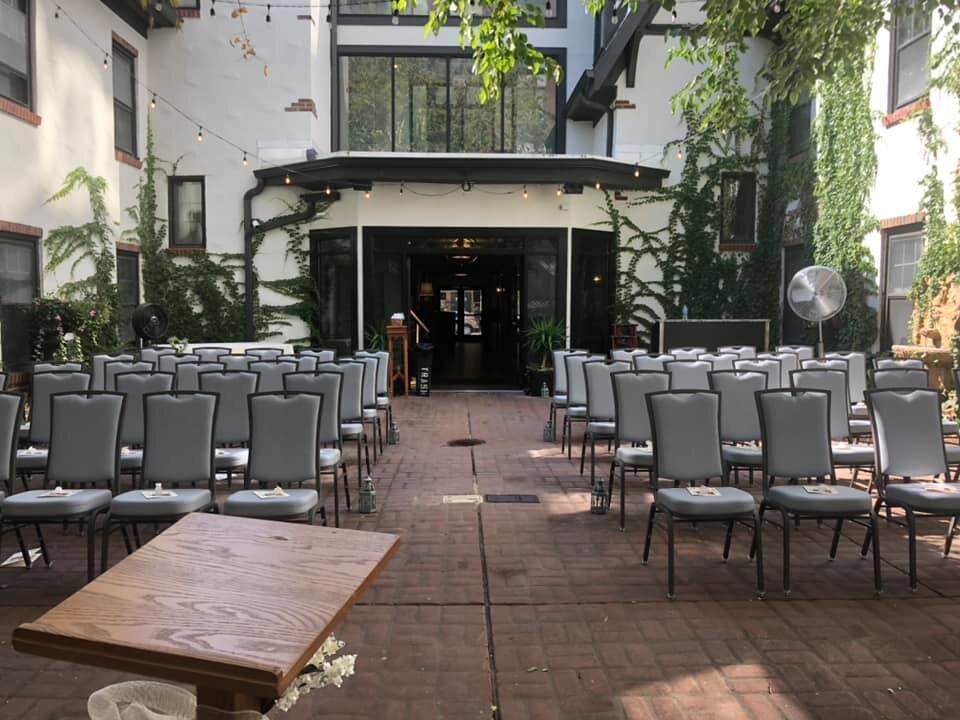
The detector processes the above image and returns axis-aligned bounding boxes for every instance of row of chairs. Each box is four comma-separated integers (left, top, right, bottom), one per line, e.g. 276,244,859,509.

0,390,342,582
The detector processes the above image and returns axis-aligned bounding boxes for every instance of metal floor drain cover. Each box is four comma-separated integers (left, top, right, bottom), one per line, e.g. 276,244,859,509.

484,494,540,504
447,438,486,447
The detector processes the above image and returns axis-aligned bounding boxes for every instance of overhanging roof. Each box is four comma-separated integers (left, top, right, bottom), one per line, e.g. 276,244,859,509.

101,0,179,37
255,152,669,191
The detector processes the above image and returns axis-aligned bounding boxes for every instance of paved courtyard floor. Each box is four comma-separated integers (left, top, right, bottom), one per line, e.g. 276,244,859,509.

3,392,960,719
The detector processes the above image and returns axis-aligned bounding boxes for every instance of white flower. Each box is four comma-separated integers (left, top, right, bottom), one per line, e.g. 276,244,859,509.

63,332,76,342
275,635,356,713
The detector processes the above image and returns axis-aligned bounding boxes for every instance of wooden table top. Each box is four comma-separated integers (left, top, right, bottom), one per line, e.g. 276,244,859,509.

13,513,399,699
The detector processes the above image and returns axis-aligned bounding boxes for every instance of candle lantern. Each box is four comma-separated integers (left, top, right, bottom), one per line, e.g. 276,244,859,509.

359,476,378,514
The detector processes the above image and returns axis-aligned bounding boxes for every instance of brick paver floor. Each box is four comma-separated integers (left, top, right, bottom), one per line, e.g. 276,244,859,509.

3,392,960,719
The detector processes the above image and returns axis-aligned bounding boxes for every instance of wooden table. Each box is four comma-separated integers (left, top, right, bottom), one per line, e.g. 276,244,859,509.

12,513,399,718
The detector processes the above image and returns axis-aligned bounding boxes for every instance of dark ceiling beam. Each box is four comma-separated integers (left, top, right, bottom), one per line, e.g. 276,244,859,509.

100,0,178,37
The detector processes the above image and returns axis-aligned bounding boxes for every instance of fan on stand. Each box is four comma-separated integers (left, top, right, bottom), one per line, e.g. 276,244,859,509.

786,266,847,357
131,304,169,348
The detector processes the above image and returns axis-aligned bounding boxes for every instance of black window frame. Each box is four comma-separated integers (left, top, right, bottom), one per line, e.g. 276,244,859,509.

334,0,566,28
311,227,359,353
0,230,40,371
787,95,812,157
719,171,757,245
0,0,33,109
889,1,931,112
335,46,566,154
112,41,138,156
879,223,924,349
116,249,140,345
168,176,207,249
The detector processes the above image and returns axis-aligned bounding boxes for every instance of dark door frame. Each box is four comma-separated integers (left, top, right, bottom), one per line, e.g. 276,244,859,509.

878,221,924,350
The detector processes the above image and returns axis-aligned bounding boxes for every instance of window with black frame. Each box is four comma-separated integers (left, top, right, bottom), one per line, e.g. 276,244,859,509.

339,53,559,153
113,43,137,155
116,250,140,345
788,94,811,157
336,0,555,19
0,232,38,370
0,0,31,107
719,173,757,245
312,230,358,353
168,177,206,248
882,229,924,348
890,1,930,111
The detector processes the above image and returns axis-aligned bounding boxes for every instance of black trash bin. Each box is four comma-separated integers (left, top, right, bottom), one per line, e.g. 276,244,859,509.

415,342,434,396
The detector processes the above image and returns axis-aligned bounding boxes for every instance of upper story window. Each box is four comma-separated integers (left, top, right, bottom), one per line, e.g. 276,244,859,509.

720,172,757,245
788,94,811,157
168,177,206,248
336,0,556,20
0,232,38,371
0,0,31,107
338,53,560,153
112,43,137,155
890,1,930,111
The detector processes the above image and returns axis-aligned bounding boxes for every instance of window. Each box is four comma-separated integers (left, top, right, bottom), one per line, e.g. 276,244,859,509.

0,0,31,107
311,229,358,353
890,1,930,111
0,232,38,370
336,0,555,19
720,173,757,245
788,94,811,156
338,53,559,153
168,177,206,248
113,43,137,155
116,250,140,345
882,229,924,348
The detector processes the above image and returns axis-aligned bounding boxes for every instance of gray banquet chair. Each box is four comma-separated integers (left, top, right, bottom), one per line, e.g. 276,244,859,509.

562,353,604,458
0,392,34,562
104,360,154,391
718,345,756,360
668,347,707,361
757,351,799,388
1,392,124,581
753,389,881,594
0,372,5,391
223,392,325,524
734,358,782,390
869,367,929,390
353,355,383,458
245,347,284,361
664,359,712,391
709,370,767,486
176,361,225,391
194,346,231,363
199,371,259,480
114,372,176,462
826,351,867,405
296,355,319,372
218,354,252,371
249,360,297,393
776,344,815,362
33,361,83,373
643,390,763,599
581,360,631,483
329,360,372,477
548,349,584,440
697,352,738,371
92,353,134,390
611,349,647,362
17,371,92,478
357,350,394,442
299,349,337,362
875,357,925,370
633,353,674,372
158,354,200,374
139,346,176,366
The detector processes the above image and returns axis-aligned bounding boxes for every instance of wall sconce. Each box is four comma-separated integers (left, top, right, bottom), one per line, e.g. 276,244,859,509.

419,281,434,297
592,274,603,285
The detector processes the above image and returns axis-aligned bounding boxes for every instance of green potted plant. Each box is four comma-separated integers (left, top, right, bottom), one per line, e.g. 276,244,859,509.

524,318,565,396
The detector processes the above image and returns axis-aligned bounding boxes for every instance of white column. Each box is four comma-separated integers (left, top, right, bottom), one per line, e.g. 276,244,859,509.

565,226,573,346
356,224,364,351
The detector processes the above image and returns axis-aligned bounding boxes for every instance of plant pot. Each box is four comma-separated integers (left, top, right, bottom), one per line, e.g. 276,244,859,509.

525,367,553,396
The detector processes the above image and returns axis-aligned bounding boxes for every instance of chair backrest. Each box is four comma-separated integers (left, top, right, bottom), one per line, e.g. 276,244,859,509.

584,360,631,421
564,354,603,406
199,371,259,444
552,350,584,395
733,358,781,389
718,345,756,360
708,370,767,443
140,347,176,366
299,349,337,362
194,347,231,363
248,392,322,486
46,392,124,489
104,360,154,391
0,372,6,391
869,367,929,390
664,360,712,391
158,354,200,374
249,361,298,393
29,371,92,443
277,355,299,363
93,353,134,390
697,353,737,371
633,354,674,372
801,358,848,373
825,351,867,403
0,392,24,488
668,347,707,361
866,388,948,478
334,361,365,421
610,349,647,362
296,355,318,373
219,354,252,371
757,389,833,480
115,372,176,445
143,392,217,490
790,368,850,441
245,347,284,361
356,350,390,395
876,357,925,369
34,361,83,373
647,391,724,483
776,344,815,361
612,371,669,444
758,351,798,387
284,370,343,445
353,356,379,407
175,362,225,391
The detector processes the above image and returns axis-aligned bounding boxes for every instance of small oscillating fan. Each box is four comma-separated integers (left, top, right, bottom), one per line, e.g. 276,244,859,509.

786,266,847,356
131,303,169,347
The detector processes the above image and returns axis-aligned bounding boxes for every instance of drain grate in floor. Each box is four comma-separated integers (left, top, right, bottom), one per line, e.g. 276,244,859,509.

447,438,486,447
484,494,540,504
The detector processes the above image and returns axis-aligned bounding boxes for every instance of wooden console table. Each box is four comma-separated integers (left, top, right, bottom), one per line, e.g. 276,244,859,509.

386,323,409,396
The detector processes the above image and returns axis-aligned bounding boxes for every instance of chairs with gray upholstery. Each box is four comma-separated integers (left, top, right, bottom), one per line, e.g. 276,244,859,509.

862,388,957,589
633,354,675,372
193,347,231,363
319,361,371,478
697,353,738,371
776,344,815,361
643,390,763,599
869,367,928,390
611,349,647,362
92,353,134,390
299,349,337,362
610,371,669,530
668,347,707,361
758,352,799,387
709,370,767,485
104,360,154,391
0,372,5,391
198,371,259,478
17,371,92,476
548,350,582,438
357,350,393,441
0,392,34,562
218,354,252,371
139,346,176,367
176,362,226,392
158,354,200,374
718,345,757,360
562,353,603,458
101,392,219,571
115,371,176,450
223,392,325,524
245,347,284,361
663,360,712,391
733,358,781,389
801,358,848,372
353,355,383,458
581,360,631,483
1,392,124,581
249,360,297,393
876,357,925,370
296,355,319,372
826,352,867,404
34,361,83,373
753,389,881,594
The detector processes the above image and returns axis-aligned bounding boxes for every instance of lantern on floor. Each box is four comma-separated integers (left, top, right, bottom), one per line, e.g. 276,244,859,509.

388,421,400,445
359,476,378,513
540,382,550,398
591,479,609,514
542,419,556,442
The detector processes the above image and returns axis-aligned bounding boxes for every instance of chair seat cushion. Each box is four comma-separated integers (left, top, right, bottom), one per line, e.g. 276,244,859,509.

120,449,143,471
616,446,653,467
16,448,48,471
376,396,390,408
552,394,567,407
223,488,318,518
2,489,112,518
849,419,872,436
885,483,960,513
587,421,615,436
341,423,364,438
850,402,868,419
363,408,378,420
722,445,762,467
215,448,249,470
319,448,341,469
110,488,212,517
946,445,960,463
943,420,959,436
831,444,875,466
566,406,586,418
766,484,871,514
656,486,755,516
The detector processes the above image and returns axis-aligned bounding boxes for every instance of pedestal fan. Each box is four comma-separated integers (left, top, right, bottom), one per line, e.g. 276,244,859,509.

786,266,847,356
131,304,169,348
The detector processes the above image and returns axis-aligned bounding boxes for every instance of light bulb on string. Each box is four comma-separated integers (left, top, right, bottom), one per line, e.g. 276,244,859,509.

392,9,399,24
284,174,292,185
671,8,677,21
556,186,563,197
399,182,404,194
633,163,640,178
54,6,60,19
364,189,371,199
595,181,601,191
325,185,332,196
242,152,248,167
611,5,618,25
197,126,204,142
103,54,109,69
676,147,683,160
150,94,157,109
772,2,781,13
210,0,216,16
522,185,528,199
266,4,271,22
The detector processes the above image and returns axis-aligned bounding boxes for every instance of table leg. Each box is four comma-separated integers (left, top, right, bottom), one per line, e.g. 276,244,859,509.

196,687,266,719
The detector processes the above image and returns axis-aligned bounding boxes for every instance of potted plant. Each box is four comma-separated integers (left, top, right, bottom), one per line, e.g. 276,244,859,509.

524,318,565,396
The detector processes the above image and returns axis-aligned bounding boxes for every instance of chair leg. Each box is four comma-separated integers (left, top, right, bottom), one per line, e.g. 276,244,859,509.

619,464,627,531
356,439,363,481
829,519,844,560
781,509,792,594
100,515,112,573
749,502,766,560
363,434,372,476
120,526,134,555
342,462,352,510
722,521,735,561
642,502,657,564
579,431,587,474
665,511,676,600
944,516,957,557
752,509,765,598
34,524,50,565
86,511,104,583
861,497,883,557
333,470,340,528
560,415,566,453
905,507,918,592
589,435,596,484
132,524,143,549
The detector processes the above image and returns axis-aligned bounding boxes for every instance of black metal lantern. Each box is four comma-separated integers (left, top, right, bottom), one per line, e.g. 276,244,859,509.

591,479,608,514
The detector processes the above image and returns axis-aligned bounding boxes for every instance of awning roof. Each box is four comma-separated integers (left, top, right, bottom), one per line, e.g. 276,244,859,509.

254,152,669,191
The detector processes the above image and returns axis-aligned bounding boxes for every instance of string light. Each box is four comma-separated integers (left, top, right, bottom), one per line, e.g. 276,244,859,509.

595,181,601,190
285,173,292,184
364,188,371,199
633,163,640,178
197,126,204,142
611,4,618,25
671,8,677,21
242,152,249,166
399,182,404,194
522,185,528,199
103,54,109,69
556,186,563,197
325,185,332,195
676,147,683,160
54,6,60,19
151,93,157,109
210,0,216,16
392,9,399,24
266,4,272,21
